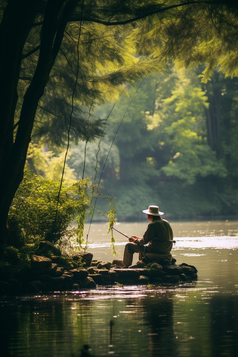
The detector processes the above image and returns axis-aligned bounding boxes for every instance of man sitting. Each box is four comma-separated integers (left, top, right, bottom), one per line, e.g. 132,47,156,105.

123,205,173,267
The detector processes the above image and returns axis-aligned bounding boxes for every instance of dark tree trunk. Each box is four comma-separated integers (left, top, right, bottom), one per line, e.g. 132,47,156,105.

0,0,76,244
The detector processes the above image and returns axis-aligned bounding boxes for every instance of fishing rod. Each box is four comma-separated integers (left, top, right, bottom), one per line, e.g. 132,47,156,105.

111,226,130,239
112,226,176,244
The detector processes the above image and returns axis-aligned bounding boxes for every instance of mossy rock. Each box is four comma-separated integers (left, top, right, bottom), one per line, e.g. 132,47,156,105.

36,241,61,257
147,262,163,270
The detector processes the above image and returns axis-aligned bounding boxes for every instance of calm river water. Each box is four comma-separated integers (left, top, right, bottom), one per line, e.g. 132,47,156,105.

1,219,238,357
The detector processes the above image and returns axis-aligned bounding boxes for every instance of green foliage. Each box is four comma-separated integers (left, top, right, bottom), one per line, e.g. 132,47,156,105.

115,281,124,287
26,142,77,183
133,1,238,82
67,140,120,180
89,65,238,220
104,183,155,220
51,254,85,270
76,180,90,248
8,171,90,244
4,246,20,264
106,202,119,257
157,180,238,218
152,69,227,184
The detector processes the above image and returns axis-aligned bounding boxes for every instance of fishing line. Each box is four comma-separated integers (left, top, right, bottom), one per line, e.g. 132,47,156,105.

84,100,119,248
54,2,84,226
82,140,88,180
86,71,154,241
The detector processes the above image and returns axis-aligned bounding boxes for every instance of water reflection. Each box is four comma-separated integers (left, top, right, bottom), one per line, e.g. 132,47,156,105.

141,294,174,357
210,295,238,357
1,287,238,357
1,220,238,357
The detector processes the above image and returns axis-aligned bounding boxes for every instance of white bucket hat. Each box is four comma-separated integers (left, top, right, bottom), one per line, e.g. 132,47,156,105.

142,205,164,216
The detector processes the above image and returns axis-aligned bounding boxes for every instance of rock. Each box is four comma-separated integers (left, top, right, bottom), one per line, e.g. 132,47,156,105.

69,268,88,280
139,275,150,284
28,280,45,293
163,265,183,275
112,259,124,268
144,253,172,265
37,241,61,257
108,269,117,281
113,269,141,284
81,277,97,289
62,271,73,280
1,251,198,293
53,266,64,277
88,274,104,285
100,275,113,285
91,260,100,266
164,275,181,284
50,256,74,269
96,269,109,276
45,263,58,276
88,273,112,285
147,269,166,282
97,261,111,270
72,252,93,267
49,274,73,291
180,273,189,281
129,261,146,268
147,262,163,270
179,263,198,279
47,276,64,291
72,283,80,290
31,255,52,272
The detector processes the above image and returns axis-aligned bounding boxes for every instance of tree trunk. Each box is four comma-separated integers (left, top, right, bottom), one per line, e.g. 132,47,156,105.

0,0,76,244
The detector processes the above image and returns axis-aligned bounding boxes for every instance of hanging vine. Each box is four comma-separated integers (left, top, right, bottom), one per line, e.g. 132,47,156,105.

107,201,118,257
53,1,84,240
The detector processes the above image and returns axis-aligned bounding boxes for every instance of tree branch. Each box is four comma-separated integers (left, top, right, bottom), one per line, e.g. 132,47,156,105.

38,104,64,118
19,77,32,81
22,45,40,59
71,1,213,26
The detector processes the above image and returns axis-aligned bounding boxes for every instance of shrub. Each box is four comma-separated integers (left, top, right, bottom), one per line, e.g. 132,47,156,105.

8,171,90,244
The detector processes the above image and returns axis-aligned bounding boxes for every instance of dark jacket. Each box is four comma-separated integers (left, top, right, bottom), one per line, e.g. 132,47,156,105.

136,216,173,254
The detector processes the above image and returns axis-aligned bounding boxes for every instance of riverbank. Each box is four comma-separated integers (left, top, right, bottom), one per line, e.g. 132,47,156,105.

0,241,198,295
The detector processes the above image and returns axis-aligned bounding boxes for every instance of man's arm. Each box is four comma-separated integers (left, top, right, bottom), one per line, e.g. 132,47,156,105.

133,224,154,246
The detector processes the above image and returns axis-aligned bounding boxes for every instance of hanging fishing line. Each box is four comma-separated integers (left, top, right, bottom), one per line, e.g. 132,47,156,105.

84,100,119,248
54,3,84,226
82,140,88,180
86,71,155,241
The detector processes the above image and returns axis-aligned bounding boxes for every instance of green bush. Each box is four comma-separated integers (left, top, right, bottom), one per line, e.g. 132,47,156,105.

8,171,90,244
4,246,20,264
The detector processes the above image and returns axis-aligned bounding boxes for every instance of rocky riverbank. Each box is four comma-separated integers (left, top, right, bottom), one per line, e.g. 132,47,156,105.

0,241,198,295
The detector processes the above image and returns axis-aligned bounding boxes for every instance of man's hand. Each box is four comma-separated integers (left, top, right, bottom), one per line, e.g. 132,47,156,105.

129,235,140,242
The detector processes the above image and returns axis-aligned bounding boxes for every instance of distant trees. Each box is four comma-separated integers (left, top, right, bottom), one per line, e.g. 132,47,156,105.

88,66,238,219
